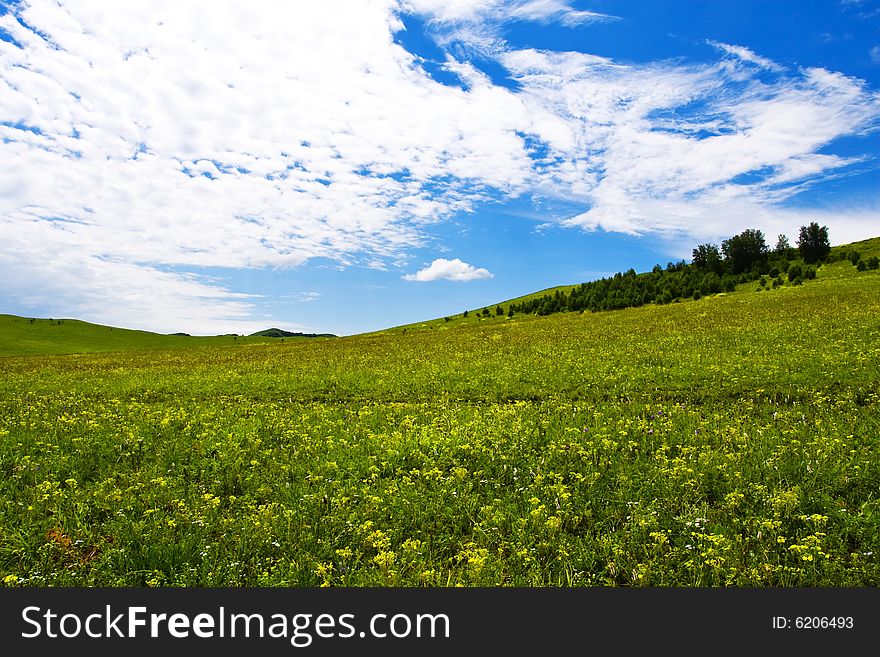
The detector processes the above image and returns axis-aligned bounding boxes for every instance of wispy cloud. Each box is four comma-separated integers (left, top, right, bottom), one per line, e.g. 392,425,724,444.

497,46,880,243
507,1,616,26
405,0,616,26
289,292,321,303
403,258,493,281
406,0,616,57
707,40,784,71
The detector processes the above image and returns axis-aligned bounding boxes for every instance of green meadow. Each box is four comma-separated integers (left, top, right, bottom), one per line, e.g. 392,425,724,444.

1,240,879,586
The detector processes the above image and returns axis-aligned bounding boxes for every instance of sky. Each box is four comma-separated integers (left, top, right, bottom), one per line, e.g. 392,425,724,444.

1,0,879,336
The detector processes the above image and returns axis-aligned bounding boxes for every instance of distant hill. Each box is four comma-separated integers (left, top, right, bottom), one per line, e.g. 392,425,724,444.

0,316,327,358
249,328,336,338
377,235,880,335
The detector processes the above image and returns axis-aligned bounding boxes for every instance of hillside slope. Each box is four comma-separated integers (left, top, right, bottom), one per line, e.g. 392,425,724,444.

0,315,302,357
377,235,880,335
1,251,878,586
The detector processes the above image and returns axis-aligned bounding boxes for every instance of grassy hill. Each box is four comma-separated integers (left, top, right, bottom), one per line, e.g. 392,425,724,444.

0,315,333,358
378,235,880,335
0,235,878,586
250,328,337,339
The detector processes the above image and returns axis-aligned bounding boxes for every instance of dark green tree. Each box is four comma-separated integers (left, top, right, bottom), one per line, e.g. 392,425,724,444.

691,243,723,273
721,229,768,274
797,222,831,264
774,234,790,254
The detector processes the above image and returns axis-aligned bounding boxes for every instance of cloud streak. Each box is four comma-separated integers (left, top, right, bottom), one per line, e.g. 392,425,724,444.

708,40,784,71
404,0,616,27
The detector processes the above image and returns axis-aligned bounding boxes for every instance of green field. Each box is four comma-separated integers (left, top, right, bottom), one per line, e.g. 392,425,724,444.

1,242,879,586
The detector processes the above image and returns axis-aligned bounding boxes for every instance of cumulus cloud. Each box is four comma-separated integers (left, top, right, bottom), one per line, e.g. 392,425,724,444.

0,0,533,331
403,258,493,281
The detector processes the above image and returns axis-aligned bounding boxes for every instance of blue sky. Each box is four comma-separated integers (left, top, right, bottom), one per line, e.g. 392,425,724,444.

1,1,879,335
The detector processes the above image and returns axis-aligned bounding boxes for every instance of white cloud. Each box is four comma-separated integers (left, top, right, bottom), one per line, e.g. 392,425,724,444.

404,0,615,26
0,0,534,331
290,292,321,303
403,258,493,281
871,46,880,64
405,0,616,57
708,41,784,71
1,1,879,333
499,47,880,240
507,1,615,25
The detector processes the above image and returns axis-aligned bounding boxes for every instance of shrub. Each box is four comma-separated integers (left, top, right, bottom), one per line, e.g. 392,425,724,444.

857,260,867,272
867,256,879,270
849,251,861,266
787,264,802,282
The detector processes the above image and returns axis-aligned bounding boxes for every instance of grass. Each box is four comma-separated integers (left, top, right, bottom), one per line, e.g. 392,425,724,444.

0,315,332,358
0,239,878,586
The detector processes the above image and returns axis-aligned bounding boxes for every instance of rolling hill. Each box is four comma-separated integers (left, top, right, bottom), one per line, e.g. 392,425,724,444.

376,235,880,335
0,316,332,358
1,235,878,586
2,236,878,355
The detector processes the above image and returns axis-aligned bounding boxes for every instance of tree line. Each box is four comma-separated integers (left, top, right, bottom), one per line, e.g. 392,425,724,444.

466,222,869,319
